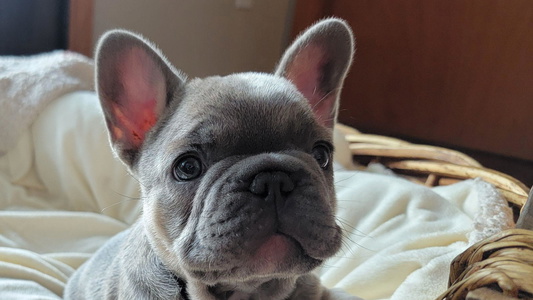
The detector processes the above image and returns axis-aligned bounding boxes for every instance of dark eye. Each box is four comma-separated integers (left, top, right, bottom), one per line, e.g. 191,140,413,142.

172,154,203,181
312,144,331,170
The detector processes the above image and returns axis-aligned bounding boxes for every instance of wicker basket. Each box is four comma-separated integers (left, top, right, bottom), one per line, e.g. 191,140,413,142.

337,124,533,300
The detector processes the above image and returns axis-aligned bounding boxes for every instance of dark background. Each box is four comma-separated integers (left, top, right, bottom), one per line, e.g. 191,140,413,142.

0,0,68,55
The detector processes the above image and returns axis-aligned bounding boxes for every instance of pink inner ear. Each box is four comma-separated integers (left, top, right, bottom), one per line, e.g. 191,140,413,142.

110,47,166,149
110,100,158,148
285,45,336,128
286,45,325,102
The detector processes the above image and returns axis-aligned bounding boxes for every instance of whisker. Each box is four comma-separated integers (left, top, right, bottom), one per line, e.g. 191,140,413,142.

100,198,143,213
335,218,361,233
311,88,337,110
100,190,143,214
338,237,375,254
334,174,359,186
126,171,145,188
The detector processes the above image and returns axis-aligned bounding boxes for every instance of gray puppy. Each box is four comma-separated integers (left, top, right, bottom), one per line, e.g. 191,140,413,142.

65,18,355,300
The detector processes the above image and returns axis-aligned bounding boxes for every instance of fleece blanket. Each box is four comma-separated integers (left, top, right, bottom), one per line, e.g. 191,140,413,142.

0,54,514,299
0,51,94,156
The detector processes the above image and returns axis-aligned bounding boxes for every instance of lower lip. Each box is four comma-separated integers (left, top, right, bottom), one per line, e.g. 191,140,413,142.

256,234,291,256
251,234,294,273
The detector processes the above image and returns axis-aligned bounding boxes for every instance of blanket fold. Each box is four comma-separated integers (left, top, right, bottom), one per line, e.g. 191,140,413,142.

0,51,94,156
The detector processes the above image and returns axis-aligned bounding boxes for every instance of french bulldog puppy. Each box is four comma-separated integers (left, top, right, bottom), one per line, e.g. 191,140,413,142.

65,18,355,300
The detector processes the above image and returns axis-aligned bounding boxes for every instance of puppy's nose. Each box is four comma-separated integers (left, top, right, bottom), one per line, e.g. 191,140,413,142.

249,171,294,202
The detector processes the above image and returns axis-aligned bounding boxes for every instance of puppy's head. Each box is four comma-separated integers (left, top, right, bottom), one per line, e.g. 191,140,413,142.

96,18,354,294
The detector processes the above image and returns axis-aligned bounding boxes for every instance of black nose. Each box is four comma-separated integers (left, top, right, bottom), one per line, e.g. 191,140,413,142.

249,171,294,202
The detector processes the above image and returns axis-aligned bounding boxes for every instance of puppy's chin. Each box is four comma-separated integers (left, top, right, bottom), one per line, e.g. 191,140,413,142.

185,234,322,284
180,227,324,282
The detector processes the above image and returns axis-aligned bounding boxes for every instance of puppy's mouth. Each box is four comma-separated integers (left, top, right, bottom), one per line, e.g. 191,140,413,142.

248,231,322,275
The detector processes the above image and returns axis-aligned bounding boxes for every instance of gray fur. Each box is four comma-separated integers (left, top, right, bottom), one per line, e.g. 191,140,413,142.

65,18,355,300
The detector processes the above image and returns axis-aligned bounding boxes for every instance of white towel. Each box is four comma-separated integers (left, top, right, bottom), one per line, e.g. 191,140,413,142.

0,51,94,156
319,171,514,300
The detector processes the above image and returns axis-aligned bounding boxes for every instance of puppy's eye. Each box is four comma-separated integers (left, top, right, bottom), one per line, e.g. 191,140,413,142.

312,144,331,170
172,154,203,181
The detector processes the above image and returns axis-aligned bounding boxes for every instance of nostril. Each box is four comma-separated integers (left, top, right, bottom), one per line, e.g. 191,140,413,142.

272,171,294,194
249,173,269,196
249,171,294,199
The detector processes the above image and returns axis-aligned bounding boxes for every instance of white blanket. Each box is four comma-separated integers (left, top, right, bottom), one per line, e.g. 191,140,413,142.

0,58,514,299
0,51,94,156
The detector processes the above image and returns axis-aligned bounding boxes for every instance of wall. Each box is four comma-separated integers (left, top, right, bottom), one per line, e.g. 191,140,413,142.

0,0,68,55
93,0,295,77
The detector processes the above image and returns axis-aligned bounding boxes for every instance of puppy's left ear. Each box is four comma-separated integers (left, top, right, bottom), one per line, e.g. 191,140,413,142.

275,18,354,129
95,30,186,167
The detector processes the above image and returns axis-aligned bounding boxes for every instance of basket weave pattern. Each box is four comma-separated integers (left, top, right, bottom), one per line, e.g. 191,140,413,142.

437,229,533,299
338,124,529,216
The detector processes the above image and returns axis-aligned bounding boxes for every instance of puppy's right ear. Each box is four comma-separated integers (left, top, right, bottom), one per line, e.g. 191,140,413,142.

275,18,354,130
96,30,186,167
